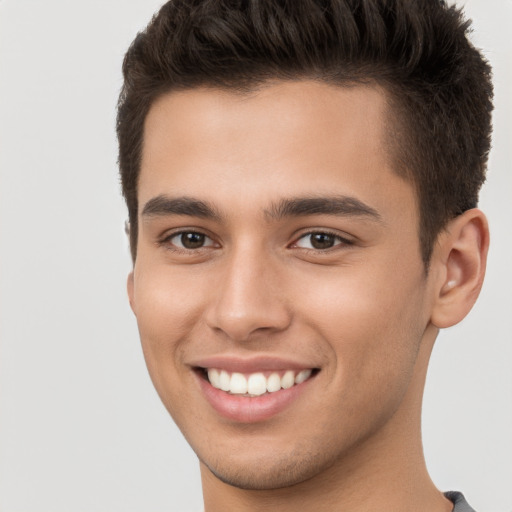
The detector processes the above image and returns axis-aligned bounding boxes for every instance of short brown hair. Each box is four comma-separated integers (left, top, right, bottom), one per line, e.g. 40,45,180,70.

117,0,493,265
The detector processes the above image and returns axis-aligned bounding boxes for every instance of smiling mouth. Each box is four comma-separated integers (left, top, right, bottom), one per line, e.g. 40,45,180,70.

197,368,319,397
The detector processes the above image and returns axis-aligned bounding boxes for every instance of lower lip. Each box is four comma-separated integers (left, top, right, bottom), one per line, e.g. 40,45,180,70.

196,371,314,423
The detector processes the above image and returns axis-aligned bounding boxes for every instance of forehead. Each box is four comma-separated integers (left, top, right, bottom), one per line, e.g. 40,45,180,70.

139,80,414,221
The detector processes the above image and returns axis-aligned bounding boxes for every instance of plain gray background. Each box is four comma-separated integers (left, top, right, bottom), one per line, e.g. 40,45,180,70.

0,1,510,511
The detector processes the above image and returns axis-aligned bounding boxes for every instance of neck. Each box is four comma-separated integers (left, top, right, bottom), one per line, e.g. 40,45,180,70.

201,326,452,512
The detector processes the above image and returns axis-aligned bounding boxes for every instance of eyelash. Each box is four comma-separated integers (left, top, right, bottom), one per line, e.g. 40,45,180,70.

158,229,353,253
291,230,353,251
159,230,217,252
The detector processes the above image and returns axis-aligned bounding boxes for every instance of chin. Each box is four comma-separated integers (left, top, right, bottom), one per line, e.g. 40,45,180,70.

199,444,338,491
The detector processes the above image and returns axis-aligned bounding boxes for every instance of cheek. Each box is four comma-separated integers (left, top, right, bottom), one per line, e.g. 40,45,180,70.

131,267,214,423
297,263,427,387
133,267,207,371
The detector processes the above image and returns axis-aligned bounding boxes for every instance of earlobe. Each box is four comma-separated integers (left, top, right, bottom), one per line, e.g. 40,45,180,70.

127,271,137,315
430,209,489,329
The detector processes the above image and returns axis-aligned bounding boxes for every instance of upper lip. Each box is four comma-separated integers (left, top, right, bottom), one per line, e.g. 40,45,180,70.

189,355,318,374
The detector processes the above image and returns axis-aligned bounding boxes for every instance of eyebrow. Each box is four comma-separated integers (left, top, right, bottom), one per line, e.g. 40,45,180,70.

265,196,382,222
141,195,221,220
141,194,382,223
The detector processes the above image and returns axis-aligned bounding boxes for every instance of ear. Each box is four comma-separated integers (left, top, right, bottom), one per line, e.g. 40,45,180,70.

127,271,137,315
430,209,489,329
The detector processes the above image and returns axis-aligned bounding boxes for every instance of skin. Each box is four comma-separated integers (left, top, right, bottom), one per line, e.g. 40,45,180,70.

128,81,488,511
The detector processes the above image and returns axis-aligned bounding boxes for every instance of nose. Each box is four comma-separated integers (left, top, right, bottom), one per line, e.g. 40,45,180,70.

205,245,292,342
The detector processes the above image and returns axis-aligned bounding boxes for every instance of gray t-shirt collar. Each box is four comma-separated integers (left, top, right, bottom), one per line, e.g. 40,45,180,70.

445,491,478,512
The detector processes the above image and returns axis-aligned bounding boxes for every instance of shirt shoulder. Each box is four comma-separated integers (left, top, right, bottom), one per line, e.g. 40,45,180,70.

444,491,478,512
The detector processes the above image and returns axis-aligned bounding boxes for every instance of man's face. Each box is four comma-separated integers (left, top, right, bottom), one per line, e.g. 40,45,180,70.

129,81,437,489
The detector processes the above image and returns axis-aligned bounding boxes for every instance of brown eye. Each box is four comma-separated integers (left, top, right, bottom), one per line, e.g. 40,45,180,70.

181,232,205,248
295,232,349,250
310,233,336,249
168,231,215,250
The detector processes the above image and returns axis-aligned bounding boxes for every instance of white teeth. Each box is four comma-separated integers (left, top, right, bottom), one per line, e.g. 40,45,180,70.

219,370,231,391
281,370,295,389
230,373,248,394
295,369,312,384
247,373,267,396
207,368,220,388
266,372,281,393
207,368,314,395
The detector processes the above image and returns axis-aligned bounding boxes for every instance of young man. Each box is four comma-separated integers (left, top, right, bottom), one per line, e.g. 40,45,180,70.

117,1,493,510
